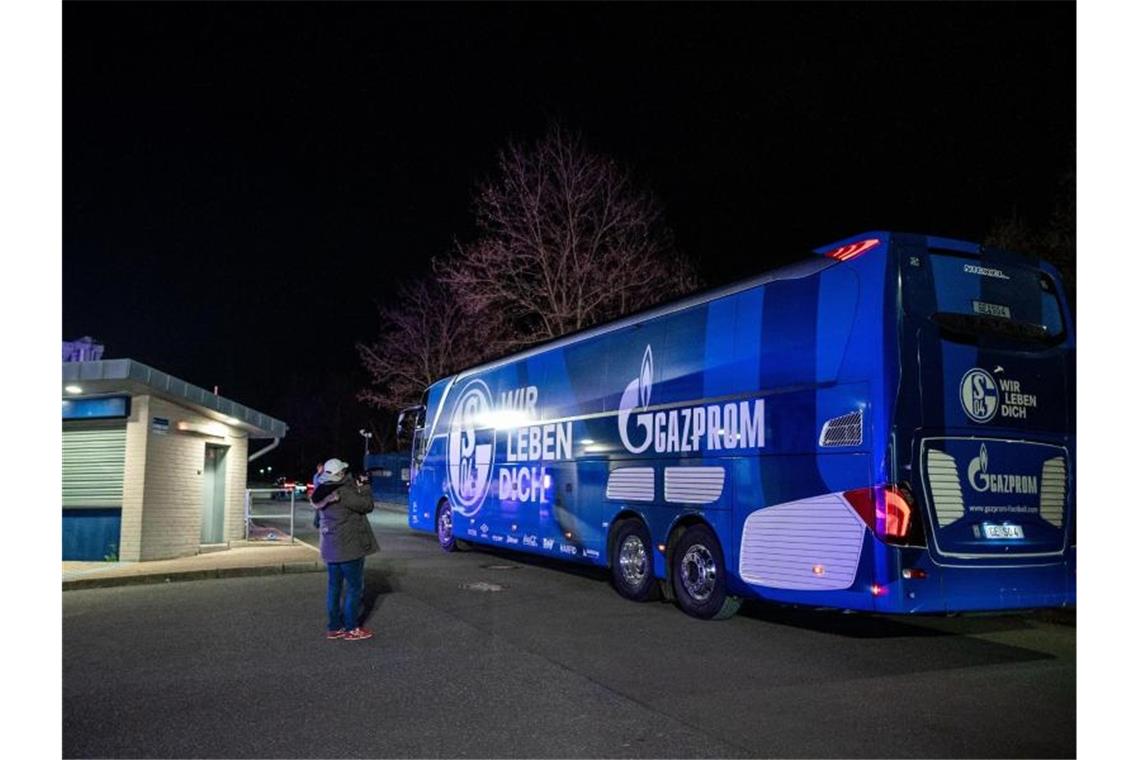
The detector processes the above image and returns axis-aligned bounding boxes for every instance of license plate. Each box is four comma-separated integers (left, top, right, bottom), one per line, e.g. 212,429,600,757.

983,524,1024,540
972,300,1012,319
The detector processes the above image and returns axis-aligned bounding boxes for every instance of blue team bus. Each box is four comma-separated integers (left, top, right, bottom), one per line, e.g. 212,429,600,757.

399,232,1075,619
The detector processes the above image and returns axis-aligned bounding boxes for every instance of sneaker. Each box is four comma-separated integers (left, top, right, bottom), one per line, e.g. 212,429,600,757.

326,628,346,640
343,627,373,641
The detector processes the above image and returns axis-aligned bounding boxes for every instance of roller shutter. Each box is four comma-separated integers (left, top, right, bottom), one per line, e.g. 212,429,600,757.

62,427,126,507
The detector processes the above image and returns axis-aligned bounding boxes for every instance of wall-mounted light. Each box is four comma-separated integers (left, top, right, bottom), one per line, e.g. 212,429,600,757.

176,420,228,437
64,385,83,394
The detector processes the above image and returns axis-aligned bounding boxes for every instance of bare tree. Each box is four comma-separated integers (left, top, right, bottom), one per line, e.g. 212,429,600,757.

438,125,700,345
356,277,502,411
359,127,701,411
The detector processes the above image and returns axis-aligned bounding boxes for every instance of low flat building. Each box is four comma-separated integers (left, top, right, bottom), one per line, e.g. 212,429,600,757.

62,358,287,561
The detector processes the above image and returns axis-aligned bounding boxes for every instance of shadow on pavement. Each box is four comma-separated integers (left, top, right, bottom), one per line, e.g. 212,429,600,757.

388,526,1074,646
459,542,612,583
739,599,1072,639
360,564,402,625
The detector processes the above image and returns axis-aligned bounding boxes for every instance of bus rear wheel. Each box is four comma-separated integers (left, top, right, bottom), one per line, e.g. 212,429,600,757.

671,524,740,620
610,519,658,602
436,500,457,553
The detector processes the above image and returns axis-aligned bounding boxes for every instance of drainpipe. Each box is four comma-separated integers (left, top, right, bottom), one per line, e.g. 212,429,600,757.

248,438,280,462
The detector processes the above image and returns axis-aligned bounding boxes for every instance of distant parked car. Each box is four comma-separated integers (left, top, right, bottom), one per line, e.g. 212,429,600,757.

272,477,306,500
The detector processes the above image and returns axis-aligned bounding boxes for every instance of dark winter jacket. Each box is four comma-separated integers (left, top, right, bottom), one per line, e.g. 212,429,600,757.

310,477,378,563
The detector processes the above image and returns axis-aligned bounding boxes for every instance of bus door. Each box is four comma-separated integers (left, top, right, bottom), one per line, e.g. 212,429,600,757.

899,240,1074,563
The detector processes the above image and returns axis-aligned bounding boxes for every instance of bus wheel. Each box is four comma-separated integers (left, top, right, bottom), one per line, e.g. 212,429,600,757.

436,500,457,553
611,520,658,602
671,524,740,620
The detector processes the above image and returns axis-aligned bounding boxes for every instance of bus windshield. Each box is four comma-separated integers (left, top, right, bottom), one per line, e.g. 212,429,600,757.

920,251,1066,344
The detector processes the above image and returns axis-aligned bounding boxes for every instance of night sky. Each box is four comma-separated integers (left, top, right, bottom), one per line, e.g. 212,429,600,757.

63,2,1074,475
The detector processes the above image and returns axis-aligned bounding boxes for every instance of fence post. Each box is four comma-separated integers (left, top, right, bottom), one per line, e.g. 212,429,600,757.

244,490,250,541
289,488,296,544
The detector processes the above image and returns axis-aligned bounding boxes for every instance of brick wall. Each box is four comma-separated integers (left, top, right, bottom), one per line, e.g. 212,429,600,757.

127,396,253,561
224,435,249,543
119,396,150,562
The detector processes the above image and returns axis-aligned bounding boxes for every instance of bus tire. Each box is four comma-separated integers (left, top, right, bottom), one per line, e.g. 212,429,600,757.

436,500,457,553
610,519,658,602
671,523,739,620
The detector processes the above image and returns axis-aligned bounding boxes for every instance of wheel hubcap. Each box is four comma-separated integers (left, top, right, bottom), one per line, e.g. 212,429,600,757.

438,507,452,544
618,535,648,588
680,543,717,602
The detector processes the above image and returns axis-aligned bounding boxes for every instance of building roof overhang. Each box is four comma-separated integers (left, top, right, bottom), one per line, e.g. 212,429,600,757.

62,359,288,439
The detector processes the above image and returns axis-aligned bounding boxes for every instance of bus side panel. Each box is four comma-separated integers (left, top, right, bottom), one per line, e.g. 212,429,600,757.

429,283,762,564
725,244,891,609
414,247,895,610
728,447,876,605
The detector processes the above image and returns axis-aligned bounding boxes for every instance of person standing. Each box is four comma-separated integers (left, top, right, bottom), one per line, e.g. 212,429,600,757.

310,462,324,530
310,458,378,641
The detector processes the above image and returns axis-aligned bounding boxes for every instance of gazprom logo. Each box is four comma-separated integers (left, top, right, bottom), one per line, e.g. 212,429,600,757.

967,443,990,491
618,346,655,453
966,443,1038,495
446,379,495,516
959,368,998,423
618,344,764,454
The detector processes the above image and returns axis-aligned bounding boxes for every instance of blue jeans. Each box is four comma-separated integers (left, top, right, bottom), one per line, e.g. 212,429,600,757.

326,557,365,631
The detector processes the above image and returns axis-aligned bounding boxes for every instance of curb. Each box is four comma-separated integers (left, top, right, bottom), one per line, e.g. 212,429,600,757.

63,560,325,591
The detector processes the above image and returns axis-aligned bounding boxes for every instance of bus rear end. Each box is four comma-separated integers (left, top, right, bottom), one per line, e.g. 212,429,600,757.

890,233,1075,612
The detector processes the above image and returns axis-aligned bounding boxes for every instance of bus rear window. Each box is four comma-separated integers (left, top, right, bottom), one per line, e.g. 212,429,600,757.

919,252,1065,343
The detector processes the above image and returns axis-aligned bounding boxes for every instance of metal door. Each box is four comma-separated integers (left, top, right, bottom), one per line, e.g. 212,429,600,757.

201,445,229,544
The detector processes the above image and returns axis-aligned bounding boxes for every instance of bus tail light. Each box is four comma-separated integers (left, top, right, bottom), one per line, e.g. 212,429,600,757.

844,484,926,547
822,238,881,262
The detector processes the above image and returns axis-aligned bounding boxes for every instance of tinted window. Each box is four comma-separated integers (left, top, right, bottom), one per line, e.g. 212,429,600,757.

911,252,1065,342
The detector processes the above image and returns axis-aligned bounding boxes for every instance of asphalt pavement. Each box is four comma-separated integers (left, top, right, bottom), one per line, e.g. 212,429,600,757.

63,508,1075,758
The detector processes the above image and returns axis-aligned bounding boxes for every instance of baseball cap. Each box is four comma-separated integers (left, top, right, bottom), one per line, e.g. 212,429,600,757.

323,458,349,480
